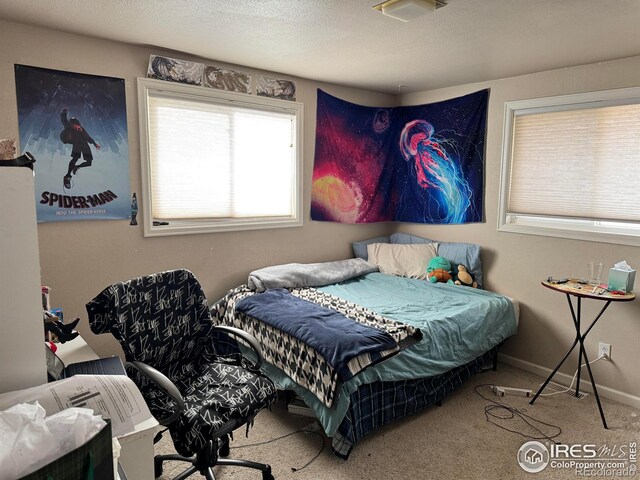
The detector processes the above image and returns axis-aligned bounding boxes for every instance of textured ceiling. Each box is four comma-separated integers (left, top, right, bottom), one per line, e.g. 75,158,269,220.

1,0,640,94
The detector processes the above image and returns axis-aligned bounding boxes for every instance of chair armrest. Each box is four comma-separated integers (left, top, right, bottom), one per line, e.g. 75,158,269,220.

213,325,264,370
126,360,185,426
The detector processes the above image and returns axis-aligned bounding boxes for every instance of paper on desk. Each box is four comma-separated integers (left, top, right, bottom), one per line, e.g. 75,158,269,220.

0,375,154,437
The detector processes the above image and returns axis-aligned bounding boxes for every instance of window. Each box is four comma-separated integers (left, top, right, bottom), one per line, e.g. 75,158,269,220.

138,78,303,237
498,86,640,246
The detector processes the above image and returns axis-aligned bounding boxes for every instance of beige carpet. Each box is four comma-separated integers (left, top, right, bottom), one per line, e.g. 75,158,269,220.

156,364,640,479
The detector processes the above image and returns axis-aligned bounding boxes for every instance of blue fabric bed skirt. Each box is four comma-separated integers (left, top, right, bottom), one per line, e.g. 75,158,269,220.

331,348,495,458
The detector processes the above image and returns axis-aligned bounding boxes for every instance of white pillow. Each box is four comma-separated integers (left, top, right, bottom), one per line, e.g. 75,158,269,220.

367,242,439,280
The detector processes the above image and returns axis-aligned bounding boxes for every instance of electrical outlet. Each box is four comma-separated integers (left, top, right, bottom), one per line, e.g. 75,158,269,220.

598,342,611,360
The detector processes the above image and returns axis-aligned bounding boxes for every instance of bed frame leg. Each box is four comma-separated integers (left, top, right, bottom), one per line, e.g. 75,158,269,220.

492,348,498,371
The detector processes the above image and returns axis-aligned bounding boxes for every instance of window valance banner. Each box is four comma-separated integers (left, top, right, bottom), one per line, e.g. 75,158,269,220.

14,65,130,222
311,89,487,224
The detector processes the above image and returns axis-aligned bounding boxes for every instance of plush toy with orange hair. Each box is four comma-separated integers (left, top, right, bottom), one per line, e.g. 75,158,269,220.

427,256,453,283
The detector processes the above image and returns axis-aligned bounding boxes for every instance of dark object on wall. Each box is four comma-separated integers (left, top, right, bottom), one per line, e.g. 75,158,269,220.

43,311,80,343
147,55,204,85
311,89,488,225
130,193,138,226
257,75,296,101
204,65,251,94
0,152,36,169
14,64,130,222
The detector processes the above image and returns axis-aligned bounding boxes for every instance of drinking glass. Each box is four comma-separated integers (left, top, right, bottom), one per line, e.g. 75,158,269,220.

588,261,604,285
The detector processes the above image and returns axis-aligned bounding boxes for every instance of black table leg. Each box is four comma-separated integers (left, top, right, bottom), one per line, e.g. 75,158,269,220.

578,299,611,429
574,296,582,397
530,295,613,429
582,343,609,429
530,337,579,404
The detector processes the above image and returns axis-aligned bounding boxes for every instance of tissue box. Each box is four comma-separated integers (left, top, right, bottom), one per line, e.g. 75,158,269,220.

21,419,113,480
607,268,636,293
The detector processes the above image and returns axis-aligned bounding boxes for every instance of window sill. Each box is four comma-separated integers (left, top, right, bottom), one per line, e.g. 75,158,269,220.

143,217,303,237
497,221,640,247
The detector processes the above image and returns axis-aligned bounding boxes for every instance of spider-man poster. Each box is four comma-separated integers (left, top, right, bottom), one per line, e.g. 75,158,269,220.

14,65,130,222
311,89,487,224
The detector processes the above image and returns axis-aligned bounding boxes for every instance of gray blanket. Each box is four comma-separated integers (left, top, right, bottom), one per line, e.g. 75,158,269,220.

247,258,379,292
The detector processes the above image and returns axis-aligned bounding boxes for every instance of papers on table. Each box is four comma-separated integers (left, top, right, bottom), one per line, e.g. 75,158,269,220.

0,374,156,437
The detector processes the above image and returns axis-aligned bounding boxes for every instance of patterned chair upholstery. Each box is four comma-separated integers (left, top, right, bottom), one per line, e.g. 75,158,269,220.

86,269,277,480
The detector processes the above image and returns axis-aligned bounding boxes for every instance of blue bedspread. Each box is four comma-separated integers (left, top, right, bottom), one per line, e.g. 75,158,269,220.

320,273,516,377
236,288,398,382
261,272,517,437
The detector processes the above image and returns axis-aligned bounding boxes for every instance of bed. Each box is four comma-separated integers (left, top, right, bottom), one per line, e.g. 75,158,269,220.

211,238,518,459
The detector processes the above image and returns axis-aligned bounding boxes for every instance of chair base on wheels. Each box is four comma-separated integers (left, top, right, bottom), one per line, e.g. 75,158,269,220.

154,437,274,480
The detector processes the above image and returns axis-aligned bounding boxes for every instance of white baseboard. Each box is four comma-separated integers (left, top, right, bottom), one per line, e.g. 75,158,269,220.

498,353,640,410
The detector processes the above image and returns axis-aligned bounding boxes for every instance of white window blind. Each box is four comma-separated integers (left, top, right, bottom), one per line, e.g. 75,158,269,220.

138,78,303,236
499,86,640,246
149,94,295,219
509,104,640,222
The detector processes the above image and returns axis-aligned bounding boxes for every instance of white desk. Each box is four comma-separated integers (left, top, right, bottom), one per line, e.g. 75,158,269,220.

56,337,158,480
55,335,100,364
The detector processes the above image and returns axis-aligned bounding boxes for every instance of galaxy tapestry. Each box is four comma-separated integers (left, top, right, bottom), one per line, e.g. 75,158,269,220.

15,65,130,222
311,89,487,224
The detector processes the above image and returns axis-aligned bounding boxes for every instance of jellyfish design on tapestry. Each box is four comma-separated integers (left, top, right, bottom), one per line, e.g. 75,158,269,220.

400,119,472,224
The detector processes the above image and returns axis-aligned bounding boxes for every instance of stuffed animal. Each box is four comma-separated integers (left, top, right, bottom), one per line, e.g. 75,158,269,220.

452,264,478,288
427,256,453,283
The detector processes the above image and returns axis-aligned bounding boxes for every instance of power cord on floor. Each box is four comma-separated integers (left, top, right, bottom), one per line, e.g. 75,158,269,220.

490,354,608,399
476,354,607,441
474,384,562,443
231,426,325,473
538,354,607,396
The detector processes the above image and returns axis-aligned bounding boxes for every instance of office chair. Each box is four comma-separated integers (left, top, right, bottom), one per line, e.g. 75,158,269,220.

86,269,277,480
